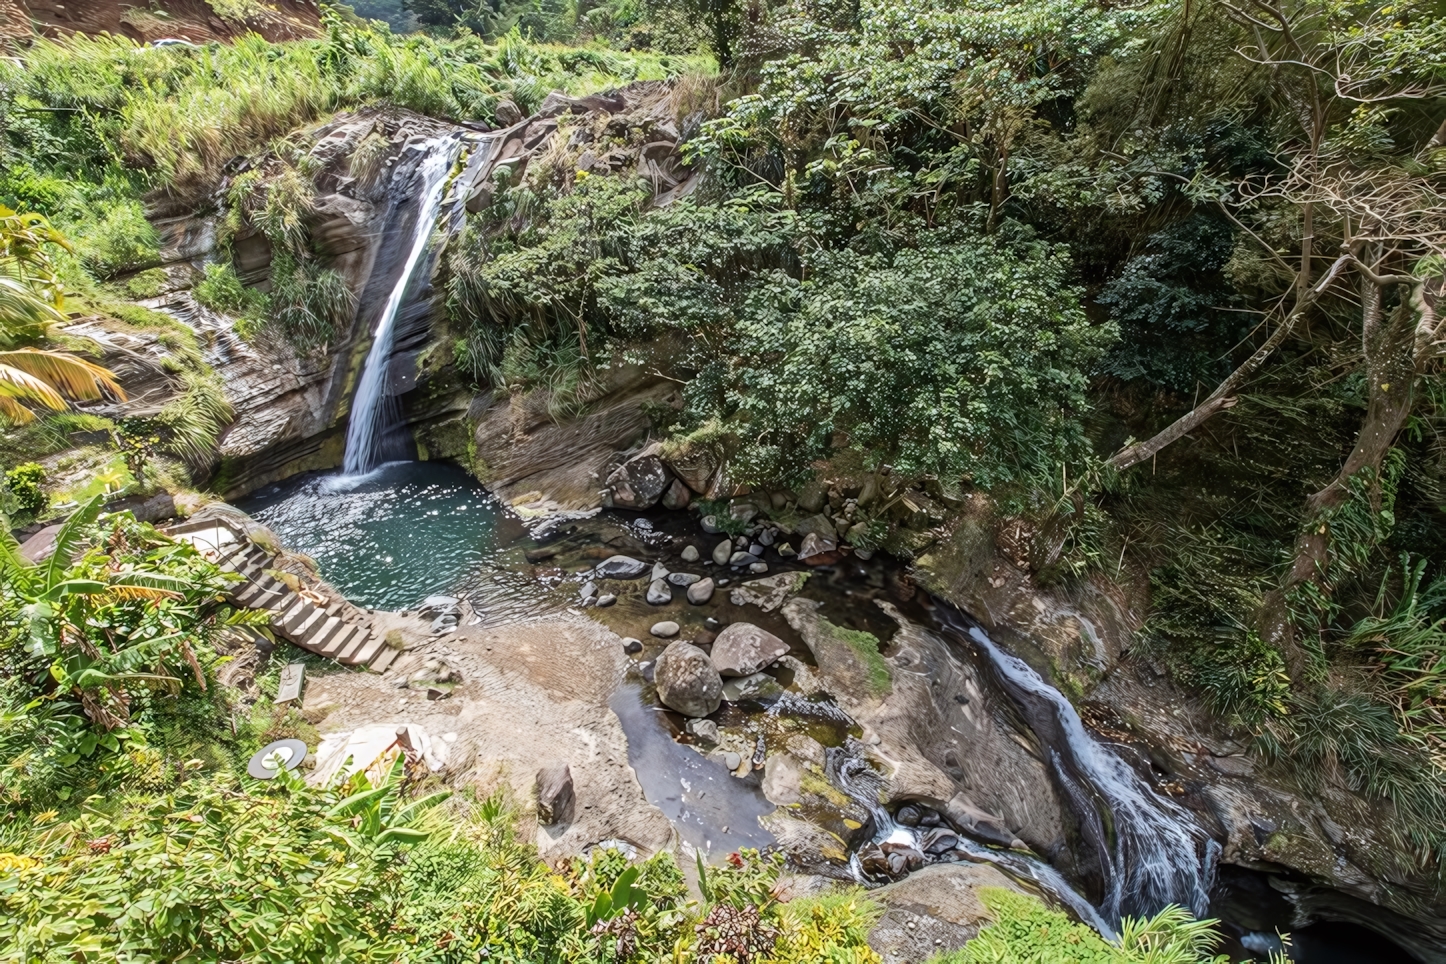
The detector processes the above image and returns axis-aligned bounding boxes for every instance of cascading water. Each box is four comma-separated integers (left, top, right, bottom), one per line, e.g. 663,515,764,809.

342,135,463,475
929,607,1218,923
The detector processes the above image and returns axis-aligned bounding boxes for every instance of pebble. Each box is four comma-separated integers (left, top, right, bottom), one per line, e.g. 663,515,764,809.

596,593,617,607
749,543,765,556
724,752,742,770
667,571,702,586
622,637,643,654
705,617,722,630
759,528,776,547
717,578,730,588
701,515,722,534
681,545,700,563
687,577,715,604
579,580,598,600
713,539,733,566
729,551,758,567
651,561,670,582
646,579,672,605
735,535,750,548
651,620,680,638
749,562,768,574
777,542,796,557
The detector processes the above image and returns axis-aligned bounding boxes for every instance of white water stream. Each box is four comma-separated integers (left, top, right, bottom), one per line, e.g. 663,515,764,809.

964,624,1218,922
342,136,462,475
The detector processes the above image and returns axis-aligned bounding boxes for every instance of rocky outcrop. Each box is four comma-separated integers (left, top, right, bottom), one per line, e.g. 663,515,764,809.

867,863,1028,964
1,0,322,44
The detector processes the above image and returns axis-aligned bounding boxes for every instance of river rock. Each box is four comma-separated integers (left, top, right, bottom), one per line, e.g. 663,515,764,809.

661,478,692,510
596,555,648,579
535,762,574,825
604,454,671,509
777,542,796,557
943,793,1024,850
647,579,672,605
654,641,722,717
579,580,598,602
701,515,722,534
798,531,835,560
685,717,720,745
712,539,733,566
759,528,776,547
711,622,789,677
730,571,808,613
729,551,758,567
680,544,700,563
650,620,680,638
596,593,617,607
667,571,702,586
724,751,742,770
622,637,643,654
749,562,769,573
687,577,715,604
722,672,782,702
651,561,670,582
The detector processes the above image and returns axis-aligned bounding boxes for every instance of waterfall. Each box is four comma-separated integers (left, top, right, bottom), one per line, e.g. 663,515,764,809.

934,609,1217,922
342,136,463,476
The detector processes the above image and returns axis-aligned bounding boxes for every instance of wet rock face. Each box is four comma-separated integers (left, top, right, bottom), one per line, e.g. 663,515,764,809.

710,623,789,677
653,641,723,717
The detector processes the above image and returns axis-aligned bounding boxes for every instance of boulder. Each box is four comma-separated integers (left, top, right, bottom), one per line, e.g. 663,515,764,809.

685,717,720,745
712,539,733,566
596,555,648,579
647,579,673,605
680,544,700,563
661,478,692,510
867,863,1027,964
687,577,715,604
604,454,672,509
650,620,680,638
722,672,783,702
536,762,575,825
663,443,721,494
711,622,789,677
654,641,723,717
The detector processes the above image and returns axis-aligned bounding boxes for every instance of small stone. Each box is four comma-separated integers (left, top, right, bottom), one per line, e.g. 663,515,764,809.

724,752,742,770
651,620,680,638
777,542,796,557
855,549,874,561
749,562,768,574
717,577,730,588
729,551,758,567
758,528,776,547
685,718,720,745
651,561,670,582
735,535,750,548
647,579,673,605
579,580,598,600
595,555,648,579
705,617,722,630
623,637,643,654
701,515,722,534
681,545,701,563
749,543,765,556
596,593,617,607
687,577,715,604
712,539,733,566
668,571,702,586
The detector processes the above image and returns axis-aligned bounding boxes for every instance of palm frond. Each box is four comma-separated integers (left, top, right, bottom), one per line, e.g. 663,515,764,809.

43,494,104,590
0,349,126,402
0,362,67,411
0,395,38,423
0,276,65,339
102,585,183,602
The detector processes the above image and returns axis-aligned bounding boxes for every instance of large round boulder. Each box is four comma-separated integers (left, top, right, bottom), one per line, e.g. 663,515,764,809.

710,622,789,677
604,455,672,509
654,641,722,717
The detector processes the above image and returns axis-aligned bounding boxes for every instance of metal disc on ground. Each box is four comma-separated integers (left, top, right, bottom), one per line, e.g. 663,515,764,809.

247,738,309,779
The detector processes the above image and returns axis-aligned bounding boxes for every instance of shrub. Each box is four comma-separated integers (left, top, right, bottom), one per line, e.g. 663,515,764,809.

3,462,47,518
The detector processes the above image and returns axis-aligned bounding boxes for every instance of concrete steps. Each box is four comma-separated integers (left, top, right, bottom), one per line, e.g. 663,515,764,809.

168,519,393,673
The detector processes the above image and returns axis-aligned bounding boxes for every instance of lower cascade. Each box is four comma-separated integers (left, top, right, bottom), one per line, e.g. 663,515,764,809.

935,607,1219,923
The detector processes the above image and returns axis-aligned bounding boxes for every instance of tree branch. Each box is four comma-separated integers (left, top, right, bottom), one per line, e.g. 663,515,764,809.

1107,250,1353,471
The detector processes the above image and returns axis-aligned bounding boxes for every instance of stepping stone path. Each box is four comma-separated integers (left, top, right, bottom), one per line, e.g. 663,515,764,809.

168,518,396,673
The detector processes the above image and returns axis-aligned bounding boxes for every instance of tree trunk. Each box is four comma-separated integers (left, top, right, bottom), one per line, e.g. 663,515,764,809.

1259,269,1420,678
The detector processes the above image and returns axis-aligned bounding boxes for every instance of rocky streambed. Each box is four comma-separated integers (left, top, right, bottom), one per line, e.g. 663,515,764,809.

214,458,1430,962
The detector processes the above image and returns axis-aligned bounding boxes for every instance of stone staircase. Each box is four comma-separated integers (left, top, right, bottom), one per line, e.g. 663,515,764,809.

170,520,397,673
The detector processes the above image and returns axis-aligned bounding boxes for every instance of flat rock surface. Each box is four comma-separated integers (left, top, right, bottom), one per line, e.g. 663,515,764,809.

867,863,1025,964
300,613,672,861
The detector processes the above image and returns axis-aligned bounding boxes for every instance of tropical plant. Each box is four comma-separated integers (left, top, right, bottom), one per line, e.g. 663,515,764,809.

3,462,47,519
0,206,125,424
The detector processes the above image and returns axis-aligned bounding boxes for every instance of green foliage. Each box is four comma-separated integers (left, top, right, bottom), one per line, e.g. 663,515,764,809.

194,261,265,318
823,619,891,696
0,500,242,802
4,462,47,518
931,889,1228,964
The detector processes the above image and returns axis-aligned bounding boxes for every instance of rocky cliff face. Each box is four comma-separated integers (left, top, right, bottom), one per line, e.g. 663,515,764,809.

0,0,321,45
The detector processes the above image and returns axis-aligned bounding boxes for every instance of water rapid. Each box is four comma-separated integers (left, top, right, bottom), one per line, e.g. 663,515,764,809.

932,607,1217,923
342,136,463,475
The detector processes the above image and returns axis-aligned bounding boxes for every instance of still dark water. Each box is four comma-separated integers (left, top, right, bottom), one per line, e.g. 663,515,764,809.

237,460,510,611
